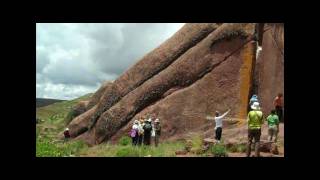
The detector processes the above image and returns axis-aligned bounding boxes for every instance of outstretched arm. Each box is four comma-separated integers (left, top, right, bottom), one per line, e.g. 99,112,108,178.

217,109,231,119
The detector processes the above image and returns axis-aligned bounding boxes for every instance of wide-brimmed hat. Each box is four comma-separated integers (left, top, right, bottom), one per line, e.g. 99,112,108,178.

147,119,152,122
65,128,69,131
155,119,160,123
251,102,260,110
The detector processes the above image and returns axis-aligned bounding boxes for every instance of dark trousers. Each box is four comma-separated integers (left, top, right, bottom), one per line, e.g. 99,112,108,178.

276,106,283,122
138,135,143,146
246,128,261,157
215,127,222,141
132,136,138,146
144,133,151,145
154,134,160,147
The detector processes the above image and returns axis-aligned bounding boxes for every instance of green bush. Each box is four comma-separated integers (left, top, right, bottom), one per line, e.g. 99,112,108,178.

210,144,227,157
118,136,131,146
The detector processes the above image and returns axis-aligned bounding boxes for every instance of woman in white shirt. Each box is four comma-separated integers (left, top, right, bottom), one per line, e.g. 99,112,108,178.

208,109,230,143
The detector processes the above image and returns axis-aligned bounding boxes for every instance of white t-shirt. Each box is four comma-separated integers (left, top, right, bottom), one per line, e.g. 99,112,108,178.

214,110,230,129
132,124,139,130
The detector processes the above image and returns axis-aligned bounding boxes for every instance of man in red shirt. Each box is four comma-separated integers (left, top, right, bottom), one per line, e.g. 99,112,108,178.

64,128,71,140
273,93,283,123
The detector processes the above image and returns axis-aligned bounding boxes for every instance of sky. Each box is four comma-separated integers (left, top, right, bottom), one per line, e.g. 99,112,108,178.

36,23,185,100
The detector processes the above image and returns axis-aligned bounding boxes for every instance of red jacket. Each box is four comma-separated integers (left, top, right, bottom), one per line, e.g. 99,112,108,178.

64,131,70,138
274,96,283,107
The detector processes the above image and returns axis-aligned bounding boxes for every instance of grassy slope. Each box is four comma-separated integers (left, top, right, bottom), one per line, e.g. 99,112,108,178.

36,93,93,157
36,93,186,157
36,93,92,131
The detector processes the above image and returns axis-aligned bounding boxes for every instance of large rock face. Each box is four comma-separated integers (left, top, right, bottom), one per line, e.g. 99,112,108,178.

68,23,221,139
255,23,284,115
67,23,283,145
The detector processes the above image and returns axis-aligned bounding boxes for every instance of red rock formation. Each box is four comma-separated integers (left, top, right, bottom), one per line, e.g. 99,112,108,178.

67,23,283,146
86,81,113,110
255,23,284,115
111,25,257,143
68,23,221,138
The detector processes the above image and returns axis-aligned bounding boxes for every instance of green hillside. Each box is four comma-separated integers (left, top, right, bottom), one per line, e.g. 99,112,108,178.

36,93,92,129
36,98,65,108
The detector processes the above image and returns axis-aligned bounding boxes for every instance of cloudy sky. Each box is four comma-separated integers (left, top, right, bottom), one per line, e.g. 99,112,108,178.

36,23,185,100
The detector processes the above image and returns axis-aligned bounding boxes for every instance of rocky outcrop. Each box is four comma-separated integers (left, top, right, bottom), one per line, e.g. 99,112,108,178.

86,81,113,110
67,23,283,146
68,23,221,139
255,23,284,115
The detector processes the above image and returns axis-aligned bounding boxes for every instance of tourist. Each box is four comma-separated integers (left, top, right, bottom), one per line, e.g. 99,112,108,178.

266,110,279,142
130,120,139,146
213,109,230,143
154,119,161,147
137,118,144,146
246,102,264,157
143,119,153,145
64,128,70,142
273,93,283,122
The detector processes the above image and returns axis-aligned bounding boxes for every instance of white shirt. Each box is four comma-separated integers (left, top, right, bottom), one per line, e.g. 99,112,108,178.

132,124,139,130
214,110,230,130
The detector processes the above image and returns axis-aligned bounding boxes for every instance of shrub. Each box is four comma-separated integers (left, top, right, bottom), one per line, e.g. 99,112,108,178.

118,136,131,146
210,144,227,157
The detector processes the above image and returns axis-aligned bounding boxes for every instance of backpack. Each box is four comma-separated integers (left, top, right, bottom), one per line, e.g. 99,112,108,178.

144,123,152,132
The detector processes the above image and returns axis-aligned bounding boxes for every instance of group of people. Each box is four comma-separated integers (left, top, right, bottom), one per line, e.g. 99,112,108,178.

62,93,283,157
211,93,283,157
130,116,161,147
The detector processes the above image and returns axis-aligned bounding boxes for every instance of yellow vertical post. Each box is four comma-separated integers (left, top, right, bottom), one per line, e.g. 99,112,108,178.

238,40,256,126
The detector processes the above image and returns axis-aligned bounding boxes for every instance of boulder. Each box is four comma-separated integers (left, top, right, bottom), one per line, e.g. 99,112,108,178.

93,23,256,144
259,141,279,153
66,23,281,147
69,23,221,138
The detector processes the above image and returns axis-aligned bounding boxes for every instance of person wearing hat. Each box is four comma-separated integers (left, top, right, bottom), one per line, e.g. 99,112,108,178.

246,102,264,157
64,128,70,141
249,94,259,106
137,118,144,146
154,119,161,147
130,120,139,146
143,118,153,145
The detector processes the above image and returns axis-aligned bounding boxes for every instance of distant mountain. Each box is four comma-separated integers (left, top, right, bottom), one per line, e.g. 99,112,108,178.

36,98,65,108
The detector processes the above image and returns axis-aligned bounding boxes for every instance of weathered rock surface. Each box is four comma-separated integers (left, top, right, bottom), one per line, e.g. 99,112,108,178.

66,23,283,147
68,23,221,138
255,23,284,115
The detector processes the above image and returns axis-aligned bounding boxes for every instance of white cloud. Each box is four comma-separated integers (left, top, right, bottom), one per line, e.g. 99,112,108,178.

36,23,185,100
36,82,99,100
